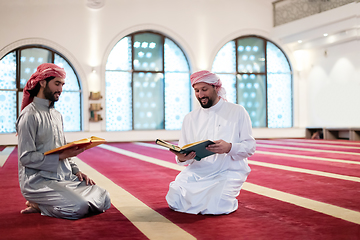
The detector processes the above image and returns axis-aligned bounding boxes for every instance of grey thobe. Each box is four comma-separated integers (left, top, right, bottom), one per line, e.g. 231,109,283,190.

16,97,111,219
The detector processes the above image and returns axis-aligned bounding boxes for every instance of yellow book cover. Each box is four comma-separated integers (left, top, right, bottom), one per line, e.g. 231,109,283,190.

44,136,106,155
155,139,215,161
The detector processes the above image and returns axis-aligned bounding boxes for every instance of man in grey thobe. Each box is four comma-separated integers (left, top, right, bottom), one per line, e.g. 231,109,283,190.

16,63,111,219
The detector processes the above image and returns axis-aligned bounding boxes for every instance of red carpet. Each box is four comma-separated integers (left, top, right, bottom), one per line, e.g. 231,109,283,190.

250,152,360,177
256,139,360,153
106,142,360,211
0,148,148,240
255,146,360,161
1,139,360,239
80,143,360,240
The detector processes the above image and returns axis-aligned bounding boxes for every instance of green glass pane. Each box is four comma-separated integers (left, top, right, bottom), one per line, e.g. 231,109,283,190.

237,74,266,128
133,33,163,71
133,72,164,130
237,37,265,73
20,48,52,88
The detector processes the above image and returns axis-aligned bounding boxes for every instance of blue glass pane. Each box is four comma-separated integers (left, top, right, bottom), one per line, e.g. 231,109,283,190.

54,54,82,132
55,92,81,132
106,33,192,131
237,38,265,73
0,91,16,133
133,72,164,130
165,72,190,130
55,54,80,91
212,41,236,73
216,74,236,104
237,74,266,128
164,38,189,72
133,33,163,71
0,52,16,89
20,48,52,88
106,37,132,71
267,42,291,73
267,73,292,128
105,72,132,131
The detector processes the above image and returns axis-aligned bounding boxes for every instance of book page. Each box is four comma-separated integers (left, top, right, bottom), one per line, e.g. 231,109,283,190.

44,136,106,155
182,140,210,149
155,139,181,152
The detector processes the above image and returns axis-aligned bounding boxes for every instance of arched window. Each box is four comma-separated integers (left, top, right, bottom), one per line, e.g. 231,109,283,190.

212,36,292,128
0,46,82,133
106,31,191,131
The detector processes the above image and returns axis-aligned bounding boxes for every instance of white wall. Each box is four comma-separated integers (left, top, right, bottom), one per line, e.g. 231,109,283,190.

272,2,360,129
0,0,318,145
307,42,360,127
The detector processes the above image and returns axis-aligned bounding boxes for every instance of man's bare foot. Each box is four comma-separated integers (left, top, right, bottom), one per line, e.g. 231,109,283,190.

21,201,40,214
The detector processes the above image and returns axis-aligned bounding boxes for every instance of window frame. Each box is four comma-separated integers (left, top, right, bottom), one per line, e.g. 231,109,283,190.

0,45,83,132
213,34,293,128
105,30,192,131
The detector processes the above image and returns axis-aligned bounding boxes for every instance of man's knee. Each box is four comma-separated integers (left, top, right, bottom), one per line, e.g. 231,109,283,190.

56,199,89,219
98,190,111,212
72,199,90,218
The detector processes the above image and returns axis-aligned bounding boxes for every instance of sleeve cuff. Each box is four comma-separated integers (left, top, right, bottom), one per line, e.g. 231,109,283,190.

227,143,237,156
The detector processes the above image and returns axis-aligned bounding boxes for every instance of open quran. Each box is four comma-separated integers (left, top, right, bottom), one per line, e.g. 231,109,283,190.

155,139,215,161
44,136,106,155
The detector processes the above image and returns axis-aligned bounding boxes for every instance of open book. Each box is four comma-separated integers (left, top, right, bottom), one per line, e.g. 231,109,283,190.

155,139,215,161
44,136,106,155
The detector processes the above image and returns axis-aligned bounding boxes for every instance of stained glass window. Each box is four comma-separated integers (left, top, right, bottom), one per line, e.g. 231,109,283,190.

0,52,17,133
212,36,292,128
0,47,82,133
106,32,191,131
54,54,81,131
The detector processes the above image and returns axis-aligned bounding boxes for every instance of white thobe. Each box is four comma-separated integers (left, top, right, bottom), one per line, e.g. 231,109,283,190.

166,98,256,214
16,97,111,219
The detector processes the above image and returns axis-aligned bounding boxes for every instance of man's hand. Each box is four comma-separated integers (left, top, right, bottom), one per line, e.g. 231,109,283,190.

206,140,232,154
59,147,85,160
76,171,96,185
170,149,196,162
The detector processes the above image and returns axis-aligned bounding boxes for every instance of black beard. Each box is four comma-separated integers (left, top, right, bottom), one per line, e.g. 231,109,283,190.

198,97,213,108
43,84,60,103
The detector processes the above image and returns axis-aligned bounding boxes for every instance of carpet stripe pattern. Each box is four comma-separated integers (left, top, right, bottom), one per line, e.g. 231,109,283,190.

1,139,359,239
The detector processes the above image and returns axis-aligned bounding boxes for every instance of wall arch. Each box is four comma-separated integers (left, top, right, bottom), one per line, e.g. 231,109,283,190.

0,38,90,131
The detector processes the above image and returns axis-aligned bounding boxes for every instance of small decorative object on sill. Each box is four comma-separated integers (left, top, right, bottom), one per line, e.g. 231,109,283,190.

89,103,102,111
90,112,103,122
89,92,102,100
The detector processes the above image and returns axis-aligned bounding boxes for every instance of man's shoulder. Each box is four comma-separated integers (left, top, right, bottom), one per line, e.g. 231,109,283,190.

19,103,38,118
223,101,245,111
50,107,62,115
185,107,202,118
16,103,39,129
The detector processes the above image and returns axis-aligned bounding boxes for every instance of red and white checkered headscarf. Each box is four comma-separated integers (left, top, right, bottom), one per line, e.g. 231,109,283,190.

190,70,227,101
21,63,66,111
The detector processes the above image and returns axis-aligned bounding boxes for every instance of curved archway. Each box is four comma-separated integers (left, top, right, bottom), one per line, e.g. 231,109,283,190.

0,42,83,132
212,35,293,128
105,31,192,131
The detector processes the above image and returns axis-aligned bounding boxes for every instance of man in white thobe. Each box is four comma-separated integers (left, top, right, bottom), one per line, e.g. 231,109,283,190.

16,63,111,219
166,70,256,215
